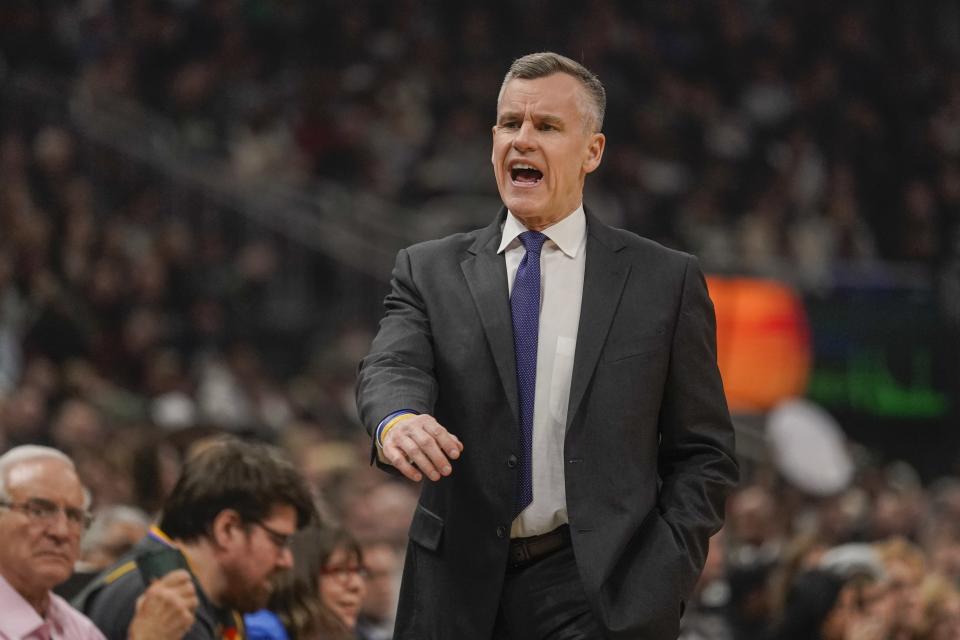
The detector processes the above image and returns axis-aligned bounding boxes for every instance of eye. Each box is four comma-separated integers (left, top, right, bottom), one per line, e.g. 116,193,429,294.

26,498,60,520
28,505,46,518
499,120,520,129
64,507,89,527
27,498,58,519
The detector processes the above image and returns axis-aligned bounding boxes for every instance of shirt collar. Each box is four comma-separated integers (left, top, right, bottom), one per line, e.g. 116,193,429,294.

0,572,45,639
497,205,586,258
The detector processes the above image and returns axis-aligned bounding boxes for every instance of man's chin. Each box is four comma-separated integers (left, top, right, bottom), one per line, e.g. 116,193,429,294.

33,555,73,583
37,567,73,590
500,188,545,215
332,605,360,630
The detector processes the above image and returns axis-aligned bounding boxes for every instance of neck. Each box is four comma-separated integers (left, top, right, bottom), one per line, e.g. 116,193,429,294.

523,212,570,231
25,590,50,617
523,218,559,232
515,203,581,232
176,538,223,606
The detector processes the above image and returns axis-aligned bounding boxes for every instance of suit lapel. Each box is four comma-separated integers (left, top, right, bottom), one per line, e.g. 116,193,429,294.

461,210,519,423
567,212,631,428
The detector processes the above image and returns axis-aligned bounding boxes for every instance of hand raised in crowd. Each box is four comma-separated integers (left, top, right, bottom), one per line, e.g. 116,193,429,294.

128,569,198,640
382,414,463,482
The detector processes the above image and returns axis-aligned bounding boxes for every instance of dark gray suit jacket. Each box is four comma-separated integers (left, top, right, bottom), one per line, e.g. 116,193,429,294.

356,209,739,639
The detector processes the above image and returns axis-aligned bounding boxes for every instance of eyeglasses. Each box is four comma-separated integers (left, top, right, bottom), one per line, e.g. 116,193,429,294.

0,497,92,530
320,564,370,581
251,520,294,550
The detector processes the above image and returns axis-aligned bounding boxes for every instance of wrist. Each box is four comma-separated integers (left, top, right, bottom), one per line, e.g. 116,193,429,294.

378,412,417,448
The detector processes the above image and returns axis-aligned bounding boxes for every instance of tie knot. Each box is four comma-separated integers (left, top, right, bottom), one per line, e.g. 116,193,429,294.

518,230,548,254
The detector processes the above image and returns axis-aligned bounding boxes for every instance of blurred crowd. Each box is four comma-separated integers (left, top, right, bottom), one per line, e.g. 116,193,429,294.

683,464,960,639
2,0,960,638
5,0,960,280
0,98,409,634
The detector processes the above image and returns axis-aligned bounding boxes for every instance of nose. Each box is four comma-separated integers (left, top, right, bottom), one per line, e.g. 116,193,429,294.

345,571,365,592
277,546,294,569
512,119,536,152
45,509,73,540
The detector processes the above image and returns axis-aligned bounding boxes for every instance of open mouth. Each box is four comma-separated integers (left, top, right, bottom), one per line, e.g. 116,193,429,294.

510,163,543,186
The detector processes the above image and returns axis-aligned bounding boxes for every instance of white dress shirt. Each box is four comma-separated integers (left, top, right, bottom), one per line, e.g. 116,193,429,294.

498,206,586,538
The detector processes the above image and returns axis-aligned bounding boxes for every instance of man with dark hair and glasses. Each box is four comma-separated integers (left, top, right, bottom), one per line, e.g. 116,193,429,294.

0,445,197,640
77,436,317,640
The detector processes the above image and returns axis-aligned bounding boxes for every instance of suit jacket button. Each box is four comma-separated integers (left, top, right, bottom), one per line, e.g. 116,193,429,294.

496,525,507,538
506,454,517,468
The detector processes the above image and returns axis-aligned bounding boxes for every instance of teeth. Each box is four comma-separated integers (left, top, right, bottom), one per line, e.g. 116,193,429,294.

512,163,537,171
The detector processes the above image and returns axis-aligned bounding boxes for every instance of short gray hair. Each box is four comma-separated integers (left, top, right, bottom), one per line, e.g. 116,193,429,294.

497,52,607,132
0,445,91,509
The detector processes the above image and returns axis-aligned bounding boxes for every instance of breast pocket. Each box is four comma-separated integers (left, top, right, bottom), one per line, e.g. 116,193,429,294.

603,329,669,363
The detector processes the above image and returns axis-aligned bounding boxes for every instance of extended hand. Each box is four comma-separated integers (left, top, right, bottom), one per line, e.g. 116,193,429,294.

383,414,464,482
128,569,198,640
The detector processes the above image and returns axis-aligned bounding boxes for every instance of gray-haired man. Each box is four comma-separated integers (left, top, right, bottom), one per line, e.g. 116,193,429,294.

357,52,738,639
0,445,196,640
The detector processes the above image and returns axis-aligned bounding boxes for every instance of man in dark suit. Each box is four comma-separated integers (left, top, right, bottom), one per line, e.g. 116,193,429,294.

356,52,739,640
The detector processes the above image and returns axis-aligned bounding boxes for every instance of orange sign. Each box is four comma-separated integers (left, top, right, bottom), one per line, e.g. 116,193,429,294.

706,276,812,413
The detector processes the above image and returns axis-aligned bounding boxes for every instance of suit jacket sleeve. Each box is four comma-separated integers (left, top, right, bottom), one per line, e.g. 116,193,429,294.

357,247,439,467
657,255,739,595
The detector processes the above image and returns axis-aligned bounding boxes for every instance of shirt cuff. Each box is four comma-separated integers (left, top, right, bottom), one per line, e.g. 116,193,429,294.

375,410,419,449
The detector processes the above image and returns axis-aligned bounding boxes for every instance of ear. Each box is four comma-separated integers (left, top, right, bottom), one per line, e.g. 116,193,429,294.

582,132,606,175
209,509,245,550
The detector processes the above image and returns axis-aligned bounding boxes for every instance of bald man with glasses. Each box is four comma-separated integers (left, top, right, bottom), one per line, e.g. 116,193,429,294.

0,445,196,640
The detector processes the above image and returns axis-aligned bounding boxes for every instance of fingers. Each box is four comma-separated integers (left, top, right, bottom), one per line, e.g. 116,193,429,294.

383,415,463,482
385,445,423,482
434,425,464,460
409,428,450,478
156,569,198,610
131,569,198,639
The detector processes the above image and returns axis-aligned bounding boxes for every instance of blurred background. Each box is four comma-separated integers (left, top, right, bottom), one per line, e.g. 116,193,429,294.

1,0,959,638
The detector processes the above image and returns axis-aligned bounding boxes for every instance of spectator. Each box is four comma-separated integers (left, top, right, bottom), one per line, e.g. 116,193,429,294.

0,445,196,640
245,525,367,640
315,528,367,636
76,436,317,640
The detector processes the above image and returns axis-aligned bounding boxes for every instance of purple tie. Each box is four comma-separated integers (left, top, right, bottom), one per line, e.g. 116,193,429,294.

511,230,547,518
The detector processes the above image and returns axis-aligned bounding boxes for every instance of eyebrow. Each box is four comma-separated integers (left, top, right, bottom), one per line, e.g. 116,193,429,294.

496,112,566,127
25,495,86,509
